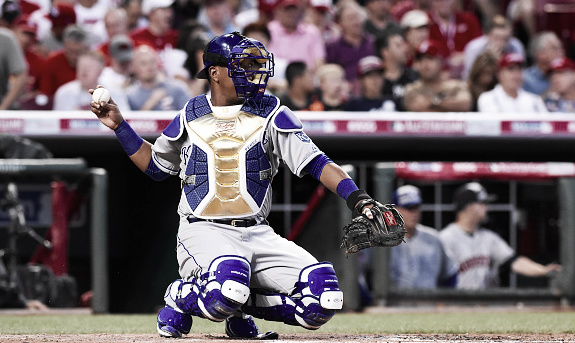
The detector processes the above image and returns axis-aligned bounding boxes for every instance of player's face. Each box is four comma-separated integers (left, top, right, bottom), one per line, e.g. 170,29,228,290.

469,202,488,224
397,206,421,233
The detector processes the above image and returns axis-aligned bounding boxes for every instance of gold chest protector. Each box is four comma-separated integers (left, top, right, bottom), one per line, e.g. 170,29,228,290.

187,111,266,217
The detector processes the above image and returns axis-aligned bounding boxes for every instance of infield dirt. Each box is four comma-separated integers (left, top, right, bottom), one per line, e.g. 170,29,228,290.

1,333,575,343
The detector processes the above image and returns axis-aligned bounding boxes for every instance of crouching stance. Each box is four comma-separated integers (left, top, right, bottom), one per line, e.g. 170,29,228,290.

157,260,343,338
91,31,378,339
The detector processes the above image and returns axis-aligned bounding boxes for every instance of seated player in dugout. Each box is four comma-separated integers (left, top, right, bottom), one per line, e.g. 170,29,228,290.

90,32,390,339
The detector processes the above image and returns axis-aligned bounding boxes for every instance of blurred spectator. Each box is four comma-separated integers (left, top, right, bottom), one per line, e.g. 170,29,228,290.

542,57,575,113
363,0,399,37
53,51,129,110
126,45,190,110
307,63,348,111
0,25,27,110
267,0,325,72
177,20,208,96
39,3,77,53
345,56,396,111
100,34,134,89
243,20,288,94
440,182,561,289
74,0,110,48
278,61,314,110
121,0,146,31
428,0,482,79
400,9,429,66
38,25,89,97
507,0,536,39
96,8,130,65
523,31,564,95
199,0,238,39
375,26,419,111
390,185,458,289
462,15,525,79
477,53,547,113
390,0,431,22
303,0,338,43
326,1,375,97
11,14,49,110
1,0,20,27
467,51,497,111
404,39,471,112
131,0,178,51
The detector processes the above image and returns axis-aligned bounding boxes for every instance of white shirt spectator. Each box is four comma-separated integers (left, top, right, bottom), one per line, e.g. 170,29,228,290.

477,84,548,113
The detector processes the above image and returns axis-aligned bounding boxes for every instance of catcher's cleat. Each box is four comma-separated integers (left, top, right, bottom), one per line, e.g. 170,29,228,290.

225,315,279,340
157,322,184,338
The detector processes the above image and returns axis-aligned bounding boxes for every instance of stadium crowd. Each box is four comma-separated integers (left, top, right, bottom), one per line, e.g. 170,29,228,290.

0,0,574,113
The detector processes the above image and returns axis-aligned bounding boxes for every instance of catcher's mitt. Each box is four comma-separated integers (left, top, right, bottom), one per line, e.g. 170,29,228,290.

341,199,406,254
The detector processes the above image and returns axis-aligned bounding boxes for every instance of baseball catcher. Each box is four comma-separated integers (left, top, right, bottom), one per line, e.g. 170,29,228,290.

341,193,406,255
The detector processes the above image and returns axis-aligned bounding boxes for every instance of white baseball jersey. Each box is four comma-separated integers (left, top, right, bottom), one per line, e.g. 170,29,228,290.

439,223,514,289
390,224,458,289
150,93,322,222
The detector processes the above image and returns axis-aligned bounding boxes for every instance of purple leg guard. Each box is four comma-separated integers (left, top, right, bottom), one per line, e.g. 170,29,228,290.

163,255,251,323
156,305,192,338
242,262,343,330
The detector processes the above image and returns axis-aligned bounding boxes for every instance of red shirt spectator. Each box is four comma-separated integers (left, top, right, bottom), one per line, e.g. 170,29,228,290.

39,50,76,96
130,26,177,51
38,25,89,96
428,11,481,54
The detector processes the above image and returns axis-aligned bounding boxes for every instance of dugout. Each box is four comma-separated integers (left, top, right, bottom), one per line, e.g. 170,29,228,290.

291,162,575,311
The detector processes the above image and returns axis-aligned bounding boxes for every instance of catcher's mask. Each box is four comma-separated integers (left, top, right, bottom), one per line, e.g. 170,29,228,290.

228,38,274,101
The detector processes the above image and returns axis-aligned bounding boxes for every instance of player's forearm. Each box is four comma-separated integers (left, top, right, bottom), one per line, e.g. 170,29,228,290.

319,163,352,194
511,256,551,277
114,120,153,172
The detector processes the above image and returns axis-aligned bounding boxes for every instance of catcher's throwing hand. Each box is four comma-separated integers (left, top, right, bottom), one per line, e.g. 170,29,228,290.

341,199,406,255
89,85,124,131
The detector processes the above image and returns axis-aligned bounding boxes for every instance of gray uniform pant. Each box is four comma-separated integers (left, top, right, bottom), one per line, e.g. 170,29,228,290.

176,217,318,295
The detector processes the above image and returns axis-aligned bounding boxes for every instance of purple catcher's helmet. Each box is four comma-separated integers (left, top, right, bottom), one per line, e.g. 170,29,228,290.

228,38,274,101
197,32,246,80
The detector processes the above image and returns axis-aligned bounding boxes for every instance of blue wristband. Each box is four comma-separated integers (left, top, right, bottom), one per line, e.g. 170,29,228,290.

336,178,359,200
115,120,143,156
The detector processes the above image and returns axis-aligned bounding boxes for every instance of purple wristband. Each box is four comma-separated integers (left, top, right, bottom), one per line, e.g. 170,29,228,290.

336,178,359,200
114,120,143,156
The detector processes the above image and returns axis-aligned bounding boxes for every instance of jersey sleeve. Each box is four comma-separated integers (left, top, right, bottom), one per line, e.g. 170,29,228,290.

488,230,515,266
151,112,186,175
269,106,323,177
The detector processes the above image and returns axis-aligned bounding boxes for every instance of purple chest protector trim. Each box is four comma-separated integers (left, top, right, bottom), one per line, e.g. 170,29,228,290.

185,95,212,122
245,142,271,207
183,145,209,211
274,107,303,131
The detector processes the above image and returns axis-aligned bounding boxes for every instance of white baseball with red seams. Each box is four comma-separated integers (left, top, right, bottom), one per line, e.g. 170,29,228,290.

92,88,110,103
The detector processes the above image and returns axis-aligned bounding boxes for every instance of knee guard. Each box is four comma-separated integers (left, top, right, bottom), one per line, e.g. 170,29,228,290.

163,255,251,322
156,305,192,337
293,262,343,329
198,255,251,321
241,262,343,330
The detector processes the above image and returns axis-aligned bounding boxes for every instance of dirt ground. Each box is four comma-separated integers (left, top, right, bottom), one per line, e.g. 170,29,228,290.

1,333,574,343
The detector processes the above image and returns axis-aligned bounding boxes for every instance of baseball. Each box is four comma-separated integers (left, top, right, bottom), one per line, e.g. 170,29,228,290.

92,87,111,103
